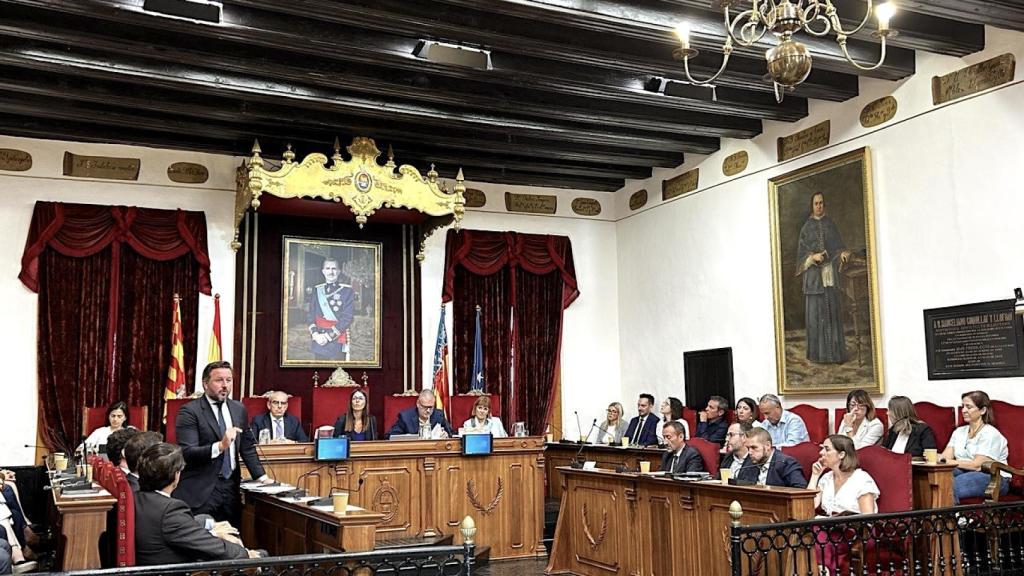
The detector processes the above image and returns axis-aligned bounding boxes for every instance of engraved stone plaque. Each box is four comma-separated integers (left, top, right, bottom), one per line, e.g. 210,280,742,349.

932,54,1015,105
504,191,556,214
777,120,830,162
571,197,602,216
924,299,1024,379
464,188,487,208
629,189,648,211
722,151,749,176
662,168,699,201
859,96,898,128
63,152,140,180
167,162,209,184
0,149,32,171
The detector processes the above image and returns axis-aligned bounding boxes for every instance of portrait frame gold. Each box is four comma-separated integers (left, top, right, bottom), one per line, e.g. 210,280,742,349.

768,147,884,395
281,236,382,368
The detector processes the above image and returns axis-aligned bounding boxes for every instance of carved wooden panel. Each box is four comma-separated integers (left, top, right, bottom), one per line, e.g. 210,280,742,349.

571,484,621,574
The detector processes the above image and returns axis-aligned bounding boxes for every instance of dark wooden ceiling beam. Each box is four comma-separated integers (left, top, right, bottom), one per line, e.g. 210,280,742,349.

897,0,1024,32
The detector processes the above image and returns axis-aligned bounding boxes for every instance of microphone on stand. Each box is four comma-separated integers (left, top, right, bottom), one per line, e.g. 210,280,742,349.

280,463,335,499
308,477,365,507
546,421,569,443
574,411,584,443
570,419,599,469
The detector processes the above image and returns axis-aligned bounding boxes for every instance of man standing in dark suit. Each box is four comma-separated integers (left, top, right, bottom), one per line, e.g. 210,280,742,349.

388,389,454,438
623,393,659,446
736,428,806,488
659,422,705,474
172,361,271,525
135,443,259,565
250,391,308,443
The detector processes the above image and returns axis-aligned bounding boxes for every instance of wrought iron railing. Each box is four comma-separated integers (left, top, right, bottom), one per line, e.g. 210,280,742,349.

39,544,475,576
729,501,1024,576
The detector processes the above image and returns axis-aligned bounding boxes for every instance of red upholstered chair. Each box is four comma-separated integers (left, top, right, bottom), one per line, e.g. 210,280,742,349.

913,401,956,451
83,405,149,436
789,404,829,444
781,441,821,482
450,394,501,425
242,395,303,424
384,394,419,432
682,408,698,439
850,446,913,575
686,437,721,475
109,467,136,567
312,387,364,429
833,408,888,436
164,398,193,444
725,409,736,424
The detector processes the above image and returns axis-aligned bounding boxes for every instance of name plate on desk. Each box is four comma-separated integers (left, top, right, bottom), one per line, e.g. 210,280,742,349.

924,299,1024,379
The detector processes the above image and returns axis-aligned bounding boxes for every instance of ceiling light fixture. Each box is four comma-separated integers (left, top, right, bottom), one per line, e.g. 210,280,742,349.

673,1,897,102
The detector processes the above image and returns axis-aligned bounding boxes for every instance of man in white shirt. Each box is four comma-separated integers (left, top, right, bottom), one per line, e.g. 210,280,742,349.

759,394,810,447
719,422,752,478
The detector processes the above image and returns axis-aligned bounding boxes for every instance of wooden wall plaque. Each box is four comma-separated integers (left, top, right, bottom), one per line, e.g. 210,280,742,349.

859,96,898,128
63,152,140,180
777,120,830,162
0,149,32,172
464,188,486,208
571,197,602,216
662,168,699,201
504,191,556,214
167,162,209,183
629,189,648,211
722,151,748,176
932,54,1016,105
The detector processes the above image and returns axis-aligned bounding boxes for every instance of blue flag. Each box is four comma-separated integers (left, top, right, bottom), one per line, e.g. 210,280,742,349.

471,306,485,392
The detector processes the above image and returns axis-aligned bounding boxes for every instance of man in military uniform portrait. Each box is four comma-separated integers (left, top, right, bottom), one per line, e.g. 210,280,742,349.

308,257,355,361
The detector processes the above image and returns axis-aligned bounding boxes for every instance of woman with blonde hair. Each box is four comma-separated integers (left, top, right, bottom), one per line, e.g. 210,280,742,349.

881,396,936,457
590,402,627,444
462,396,507,438
838,389,883,448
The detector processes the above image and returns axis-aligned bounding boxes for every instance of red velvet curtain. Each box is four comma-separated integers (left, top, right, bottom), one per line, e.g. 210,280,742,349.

442,229,578,435
21,202,210,451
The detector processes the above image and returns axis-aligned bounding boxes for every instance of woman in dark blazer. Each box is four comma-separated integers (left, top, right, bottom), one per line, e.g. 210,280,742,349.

881,396,937,457
333,390,378,441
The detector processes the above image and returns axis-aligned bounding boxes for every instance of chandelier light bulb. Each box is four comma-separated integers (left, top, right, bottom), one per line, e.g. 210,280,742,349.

875,3,896,31
675,21,691,49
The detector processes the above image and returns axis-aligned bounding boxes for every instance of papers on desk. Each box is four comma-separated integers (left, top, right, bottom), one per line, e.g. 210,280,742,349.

309,503,367,514
63,487,111,498
643,471,668,477
241,482,297,495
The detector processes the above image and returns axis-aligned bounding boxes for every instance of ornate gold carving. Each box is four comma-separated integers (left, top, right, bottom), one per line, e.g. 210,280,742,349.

318,367,359,388
580,503,608,549
0,149,32,172
722,151,749,176
859,96,898,128
663,168,699,200
466,477,504,515
167,162,209,183
371,479,400,524
777,120,830,162
235,137,465,251
933,54,1015,105
629,189,648,211
62,152,140,180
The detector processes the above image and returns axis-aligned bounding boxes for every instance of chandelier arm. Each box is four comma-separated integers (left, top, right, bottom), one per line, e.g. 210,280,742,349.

838,35,887,71
827,0,874,37
682,41,734,86
730,11,769,46
773,81,786,103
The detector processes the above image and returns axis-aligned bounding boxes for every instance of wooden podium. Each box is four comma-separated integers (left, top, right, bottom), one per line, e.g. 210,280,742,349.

544,442,664,499
546,467,817,576
242,491,384,554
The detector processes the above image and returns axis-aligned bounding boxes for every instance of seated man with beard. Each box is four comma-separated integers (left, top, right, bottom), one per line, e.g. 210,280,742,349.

735,428,806,488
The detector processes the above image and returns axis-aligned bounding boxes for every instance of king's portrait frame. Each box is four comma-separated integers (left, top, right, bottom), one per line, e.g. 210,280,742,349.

768,147,884,395
281,236,382,368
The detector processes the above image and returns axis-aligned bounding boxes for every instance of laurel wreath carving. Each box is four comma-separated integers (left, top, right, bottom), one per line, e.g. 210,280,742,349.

581,503,609,549
466,477,504,515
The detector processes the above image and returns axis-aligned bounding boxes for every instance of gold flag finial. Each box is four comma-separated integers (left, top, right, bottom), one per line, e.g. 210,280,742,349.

251,139,262,155
283,143,295,163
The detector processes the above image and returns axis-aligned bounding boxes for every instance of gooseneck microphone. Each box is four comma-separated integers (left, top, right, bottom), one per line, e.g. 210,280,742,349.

570,419,599,468
284,463,333,499
725,459,767,486
308,477,365,507
574,411,584,443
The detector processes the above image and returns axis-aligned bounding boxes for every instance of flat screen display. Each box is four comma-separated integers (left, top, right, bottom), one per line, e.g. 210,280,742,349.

462,433,493,456
315,437,350,461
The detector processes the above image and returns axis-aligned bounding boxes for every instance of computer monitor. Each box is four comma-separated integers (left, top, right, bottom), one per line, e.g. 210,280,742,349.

315,437,350,462
461,433,493,456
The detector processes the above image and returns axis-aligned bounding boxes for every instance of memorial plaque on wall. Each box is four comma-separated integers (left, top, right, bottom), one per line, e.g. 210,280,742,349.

571,197,601,216
923,299,1024,379
0,149,32,171
629,189,648,211
932,54,1015,105
859,96,898,128
464,188,486,208
662,168,699,201
63,152,140,180
777,120,830,162
504,191,556,214
722,151,748,176
167,162,209,183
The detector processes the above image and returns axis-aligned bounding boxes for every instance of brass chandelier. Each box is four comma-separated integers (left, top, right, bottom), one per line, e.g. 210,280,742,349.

673,0,897,102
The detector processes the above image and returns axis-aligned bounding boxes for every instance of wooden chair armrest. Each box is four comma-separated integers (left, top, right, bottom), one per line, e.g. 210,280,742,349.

981,461,1024,501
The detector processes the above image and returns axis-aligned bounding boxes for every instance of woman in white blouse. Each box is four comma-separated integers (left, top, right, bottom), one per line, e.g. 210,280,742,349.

838,389,883,449
941,390,1009,504
808,434,880,575
82,401,131,449
461,396,507,438
654,397,689,445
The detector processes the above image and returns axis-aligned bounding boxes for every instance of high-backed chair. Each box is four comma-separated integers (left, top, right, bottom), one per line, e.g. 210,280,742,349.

851,446,913,575
974,400,1024,503
913,401,956,451
383,394,419,434
686,437,721,475
789,404,829,444
833,408,888,436
164,398,194,444
681,408,698,439
781,441,821,482
83,405,149,436
241,395,303,426
95,461,135,567
450,393,501,425
311,387,364,430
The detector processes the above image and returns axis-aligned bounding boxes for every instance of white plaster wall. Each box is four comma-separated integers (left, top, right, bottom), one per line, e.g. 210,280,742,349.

616,27,1024,425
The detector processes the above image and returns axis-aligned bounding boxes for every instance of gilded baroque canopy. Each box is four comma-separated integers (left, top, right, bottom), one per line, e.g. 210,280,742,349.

234,136,465,251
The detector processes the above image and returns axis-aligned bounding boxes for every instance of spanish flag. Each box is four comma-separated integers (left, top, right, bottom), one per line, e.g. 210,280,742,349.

207,293,222,362
165,294,186,401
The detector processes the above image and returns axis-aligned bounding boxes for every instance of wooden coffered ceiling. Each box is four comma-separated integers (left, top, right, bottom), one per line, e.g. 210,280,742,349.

0,0,1016,191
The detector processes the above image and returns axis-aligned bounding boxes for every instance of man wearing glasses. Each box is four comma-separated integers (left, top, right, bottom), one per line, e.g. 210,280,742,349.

251,391,308,443
388,389,454,439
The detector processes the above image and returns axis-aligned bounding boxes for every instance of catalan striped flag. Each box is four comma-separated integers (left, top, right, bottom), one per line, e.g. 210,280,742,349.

432,304,451,420
207,293,222,362
165,294,186,401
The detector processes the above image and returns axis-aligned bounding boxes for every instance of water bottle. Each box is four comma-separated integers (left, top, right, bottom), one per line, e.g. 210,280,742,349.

258,428,271,445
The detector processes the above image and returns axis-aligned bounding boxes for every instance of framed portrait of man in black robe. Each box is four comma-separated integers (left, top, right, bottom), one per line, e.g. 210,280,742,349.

768,147,883,395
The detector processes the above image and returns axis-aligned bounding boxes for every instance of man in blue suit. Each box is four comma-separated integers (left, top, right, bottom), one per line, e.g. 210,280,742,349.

388,389,454,438
623,393,659,446
250,391,308,443
736,428,806,488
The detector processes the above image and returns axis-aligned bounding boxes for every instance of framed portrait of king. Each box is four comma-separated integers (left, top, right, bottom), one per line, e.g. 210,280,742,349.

281,236,382,368
768,147,883,395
